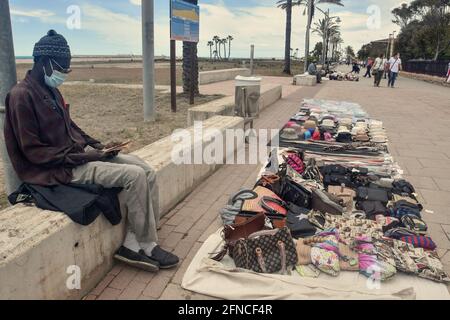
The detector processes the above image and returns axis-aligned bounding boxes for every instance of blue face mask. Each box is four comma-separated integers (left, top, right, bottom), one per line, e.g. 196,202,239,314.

43,60,68,88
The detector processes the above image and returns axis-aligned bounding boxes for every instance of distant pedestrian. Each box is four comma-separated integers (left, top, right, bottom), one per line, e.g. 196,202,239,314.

446,62,450,83
352,61,360,74
372,53,387,87
387,53,402,88
364,57,374,78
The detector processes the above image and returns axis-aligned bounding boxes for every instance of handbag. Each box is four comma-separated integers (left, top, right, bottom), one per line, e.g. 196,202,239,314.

311,188,345,215
211,212,267,261
286,202,317,239
280,176,312,209
328,184,356,210
255,174,282,196
356,187,389,203
232,227,298,274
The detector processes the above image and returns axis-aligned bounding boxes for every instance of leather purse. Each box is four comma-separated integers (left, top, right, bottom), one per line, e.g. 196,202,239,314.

255,174,282,196
311,188,345,215
280,176,312,209
232,227,298,274
212,213,267,261
328,184,356,210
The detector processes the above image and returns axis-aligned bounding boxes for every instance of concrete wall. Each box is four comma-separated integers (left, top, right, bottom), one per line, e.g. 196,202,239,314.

0,115,244,300
293,74,317,86
187,85,282,126
199,68,251,85
259,85,282,112
187,96,235,126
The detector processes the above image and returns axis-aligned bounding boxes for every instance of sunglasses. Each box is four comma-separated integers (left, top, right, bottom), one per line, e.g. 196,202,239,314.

50,58,72,74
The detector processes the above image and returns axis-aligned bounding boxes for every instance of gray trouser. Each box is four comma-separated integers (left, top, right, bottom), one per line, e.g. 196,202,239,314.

71,154,159,243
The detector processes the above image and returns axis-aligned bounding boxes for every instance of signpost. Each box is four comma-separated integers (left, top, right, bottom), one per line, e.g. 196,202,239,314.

170,0,200,111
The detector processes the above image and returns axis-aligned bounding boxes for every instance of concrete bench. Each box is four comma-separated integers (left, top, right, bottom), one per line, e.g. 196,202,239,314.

0,115,244,300
259,84,282,112
187,96,235,126
199,68,251,85
187,85,282,126
293,74,317,87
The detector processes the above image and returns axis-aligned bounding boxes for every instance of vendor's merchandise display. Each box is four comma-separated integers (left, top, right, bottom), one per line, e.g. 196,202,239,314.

212,99,450,286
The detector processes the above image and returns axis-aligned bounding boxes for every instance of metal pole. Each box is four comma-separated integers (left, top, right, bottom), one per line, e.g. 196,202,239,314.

386,34,391,59
142,0,155,122
189,44,195,105
390,31,396,58
304,0,314,73
250,45,255,76
0,0,21,195
170,40,177,112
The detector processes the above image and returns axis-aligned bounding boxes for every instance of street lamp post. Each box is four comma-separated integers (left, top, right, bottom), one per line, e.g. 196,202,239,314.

142,0,156,122
390,31,396,58
0,0,21,195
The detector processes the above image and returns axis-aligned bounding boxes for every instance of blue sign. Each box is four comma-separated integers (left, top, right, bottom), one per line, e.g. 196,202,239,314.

170,0,199,43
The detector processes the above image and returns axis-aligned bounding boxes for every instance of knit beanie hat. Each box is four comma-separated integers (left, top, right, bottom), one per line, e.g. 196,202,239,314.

33,30,71,59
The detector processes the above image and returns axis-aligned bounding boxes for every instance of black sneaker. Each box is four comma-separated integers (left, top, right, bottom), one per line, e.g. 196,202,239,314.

141,246,179,269
114,246,159,272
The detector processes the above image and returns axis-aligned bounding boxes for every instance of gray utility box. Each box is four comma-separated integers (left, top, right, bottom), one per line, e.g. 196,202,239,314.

234,76,261,119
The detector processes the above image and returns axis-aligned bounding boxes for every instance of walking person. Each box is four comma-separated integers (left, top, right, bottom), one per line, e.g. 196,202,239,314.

364,57,374,78
446,61,450,83
387,53,402,88
372,53,387,87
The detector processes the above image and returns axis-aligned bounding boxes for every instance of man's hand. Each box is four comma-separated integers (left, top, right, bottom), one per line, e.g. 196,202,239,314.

91,143,105,150
84,149,109,162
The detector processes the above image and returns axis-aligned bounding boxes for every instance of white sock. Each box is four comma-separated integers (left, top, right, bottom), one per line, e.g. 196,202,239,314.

140,242,158,257
123,231,141,253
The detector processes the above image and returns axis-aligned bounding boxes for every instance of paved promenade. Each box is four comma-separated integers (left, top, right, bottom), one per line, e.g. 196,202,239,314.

85,72,450,300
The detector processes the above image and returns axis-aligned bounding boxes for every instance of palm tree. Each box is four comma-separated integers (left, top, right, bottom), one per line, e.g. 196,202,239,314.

213,36,220,60
297,0,344,71
221,38,228,60
277,0,294,74
227,35,234,60
313,17,340,63
207,41,214,61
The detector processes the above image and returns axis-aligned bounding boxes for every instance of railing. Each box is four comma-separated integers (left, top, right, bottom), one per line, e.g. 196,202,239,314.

403,60,449,77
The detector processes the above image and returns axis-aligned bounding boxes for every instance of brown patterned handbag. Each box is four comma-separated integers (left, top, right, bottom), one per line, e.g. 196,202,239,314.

232,227,298,274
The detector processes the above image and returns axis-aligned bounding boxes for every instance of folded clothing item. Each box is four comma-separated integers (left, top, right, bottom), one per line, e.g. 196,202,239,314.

389,200,422,219
400,235,437,250
392,180,415,195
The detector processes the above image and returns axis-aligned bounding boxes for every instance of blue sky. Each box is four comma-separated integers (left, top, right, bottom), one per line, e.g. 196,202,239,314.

10,0,407,58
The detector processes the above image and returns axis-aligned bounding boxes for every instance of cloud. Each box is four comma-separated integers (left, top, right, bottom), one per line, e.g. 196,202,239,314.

129,0,141,6
10,7,55,18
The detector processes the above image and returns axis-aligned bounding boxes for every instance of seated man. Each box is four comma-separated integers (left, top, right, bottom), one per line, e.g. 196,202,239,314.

307,60,321,84
3,30,179,272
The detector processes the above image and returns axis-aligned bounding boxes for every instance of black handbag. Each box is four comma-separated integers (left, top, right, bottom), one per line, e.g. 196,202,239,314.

232,227,298,274
286,203,317,239
280,176,312,209
356,187,389,203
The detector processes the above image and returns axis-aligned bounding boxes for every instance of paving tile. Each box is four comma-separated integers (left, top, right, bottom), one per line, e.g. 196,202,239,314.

419,189,450,206
162,231,185,250
142,275,171,299
402,175,439,191
428,223,450,250
118,280,147,300
108,266,138,290
417,158,450,169
82,294,98,300
433,178,450,192
97,287,122,300
90,274,115,296
133,270,156,285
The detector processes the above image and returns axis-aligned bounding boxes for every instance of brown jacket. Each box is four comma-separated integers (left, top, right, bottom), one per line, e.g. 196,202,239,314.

4,72,100,186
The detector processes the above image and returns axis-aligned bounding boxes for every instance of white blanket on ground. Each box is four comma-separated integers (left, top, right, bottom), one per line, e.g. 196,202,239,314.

182,230,450,300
